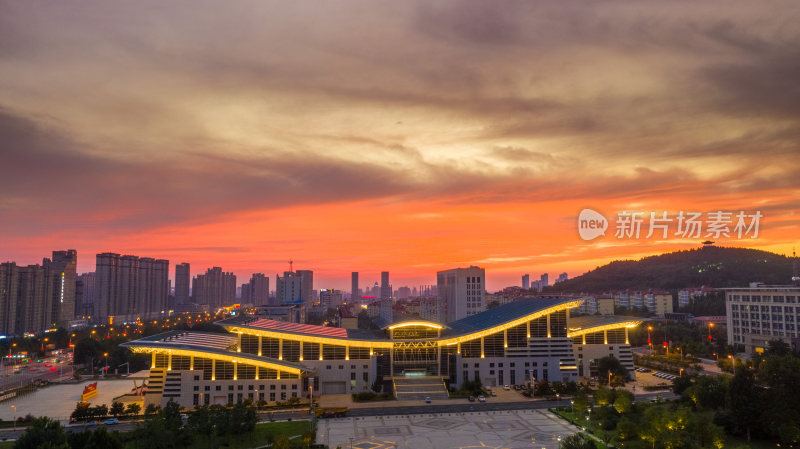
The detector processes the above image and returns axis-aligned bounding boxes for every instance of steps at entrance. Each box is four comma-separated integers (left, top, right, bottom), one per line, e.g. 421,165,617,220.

392,376,449,400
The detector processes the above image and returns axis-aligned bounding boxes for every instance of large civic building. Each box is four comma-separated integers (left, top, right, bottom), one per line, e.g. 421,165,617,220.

123,297,641,408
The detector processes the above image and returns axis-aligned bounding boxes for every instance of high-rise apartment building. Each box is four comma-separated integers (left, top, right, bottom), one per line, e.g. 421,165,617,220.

0,250,78,335
47,250,77,322
540,273,549,287
0,262,19,336
75,272,97,318
192,267,236,309
175,263,190,305
436,266,486,323
522,274,530,290
276,270,313,305
247,273,270,306
556,272,568,284
96,253,169,322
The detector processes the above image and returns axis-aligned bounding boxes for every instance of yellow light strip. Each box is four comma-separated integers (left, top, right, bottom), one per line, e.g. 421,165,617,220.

435,301,583,346
220,326,393,349
127,346,302,375
387,321,443,330
566,320,643,338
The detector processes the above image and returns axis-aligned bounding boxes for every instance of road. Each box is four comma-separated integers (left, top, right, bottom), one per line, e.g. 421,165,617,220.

345,391,674,417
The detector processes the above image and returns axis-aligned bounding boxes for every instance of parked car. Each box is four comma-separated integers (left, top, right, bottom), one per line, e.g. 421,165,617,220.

425,397,431,404
503,385,510,390
103,418,118,425
490,391,496,397
514,385,521,391
468,396,475,402
477,395,486,402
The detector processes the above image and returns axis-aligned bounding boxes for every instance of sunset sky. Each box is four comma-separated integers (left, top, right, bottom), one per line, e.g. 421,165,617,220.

1,1,798,291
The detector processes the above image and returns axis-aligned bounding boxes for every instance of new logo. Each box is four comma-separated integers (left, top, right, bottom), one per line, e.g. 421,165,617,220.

578,209,608,241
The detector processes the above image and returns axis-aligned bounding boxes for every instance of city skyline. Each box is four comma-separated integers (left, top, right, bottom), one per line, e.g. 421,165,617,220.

2,1,799,291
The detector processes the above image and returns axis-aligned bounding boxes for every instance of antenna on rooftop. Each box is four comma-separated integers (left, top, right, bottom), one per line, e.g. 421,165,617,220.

288,260,294,272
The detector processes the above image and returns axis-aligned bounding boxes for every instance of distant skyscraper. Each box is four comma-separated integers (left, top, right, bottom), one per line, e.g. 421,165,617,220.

380,271,391,300
96,253,169,321
540,273,549,287
522,274,530,290
556,272,568,283
75,272,97,318
248,273,270,306
351,272,359,300
192,267,236,309
175,263,190,305
296,270,313,305
0,262,19,336
276,270,313,305
436,266,485,323
47,250,77,322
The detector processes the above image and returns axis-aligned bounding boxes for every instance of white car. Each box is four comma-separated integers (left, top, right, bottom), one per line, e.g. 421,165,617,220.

503,385,510,390
477,395,486,402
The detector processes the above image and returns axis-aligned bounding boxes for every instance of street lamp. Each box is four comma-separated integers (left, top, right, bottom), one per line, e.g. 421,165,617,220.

570,400,574,414
556,393,560,409
647,326,653,353
10,405,16,431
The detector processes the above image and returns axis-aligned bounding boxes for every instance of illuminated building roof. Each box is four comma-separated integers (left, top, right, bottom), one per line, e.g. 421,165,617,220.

121,331,306,373
567,315,643,337
216,297,582,346
443,297,575,338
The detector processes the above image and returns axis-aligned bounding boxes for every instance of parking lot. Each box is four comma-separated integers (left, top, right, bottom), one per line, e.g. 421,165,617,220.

320,408,581,449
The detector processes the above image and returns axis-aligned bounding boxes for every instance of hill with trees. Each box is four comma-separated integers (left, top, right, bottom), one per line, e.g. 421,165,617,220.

546,246,796,293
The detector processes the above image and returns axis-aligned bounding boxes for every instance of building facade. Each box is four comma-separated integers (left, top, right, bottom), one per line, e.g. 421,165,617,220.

725,284,800,354
0,250,78,335
192,267,236,309
175,263,190,306
436,266,485,323
96,253,169,323
124,297,641,408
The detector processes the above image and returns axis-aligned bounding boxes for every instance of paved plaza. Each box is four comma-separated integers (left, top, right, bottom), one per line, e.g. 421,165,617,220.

0,379,136,422
319,409,581,449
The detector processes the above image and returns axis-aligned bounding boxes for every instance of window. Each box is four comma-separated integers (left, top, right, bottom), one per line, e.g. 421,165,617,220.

259,385,265,390
270,385,276,390
351,373,356,380
194,375,200,381
193,386,199,391
363,372,368,382
292,384,297,389
248,385,254,390
281,385,287,390
215,386,221,391
204,386,210,391
270,393,275,401
237,385,243,391
281,392,287,400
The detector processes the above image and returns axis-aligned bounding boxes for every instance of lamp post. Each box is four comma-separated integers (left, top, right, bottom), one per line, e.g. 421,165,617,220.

570,400,574,414
103,352,108,377
556,393,560,410
10,405,16,431
647,326,653,354
708,322,714,341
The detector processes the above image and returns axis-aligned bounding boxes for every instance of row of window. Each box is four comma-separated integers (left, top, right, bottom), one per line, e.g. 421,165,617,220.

193,391,296,406
730,295,799,303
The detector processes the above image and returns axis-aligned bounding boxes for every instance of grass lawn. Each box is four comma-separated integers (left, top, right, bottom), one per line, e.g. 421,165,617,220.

724,436,778,449
187,420,312,449
0,442,13,449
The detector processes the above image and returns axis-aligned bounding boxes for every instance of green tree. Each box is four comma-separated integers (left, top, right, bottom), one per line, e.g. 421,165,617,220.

572,392,589,416
187,405,216,448
613,390,634,414
765,339,792,357
144,403,159,416
14,417,68,449
125,402,141,416
72,402,90,421
86,426,123,449
110,401,125,418
726,365,760,442
273,435,291,449
597,355,628,385
559,433,594,449
594,386,614,406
